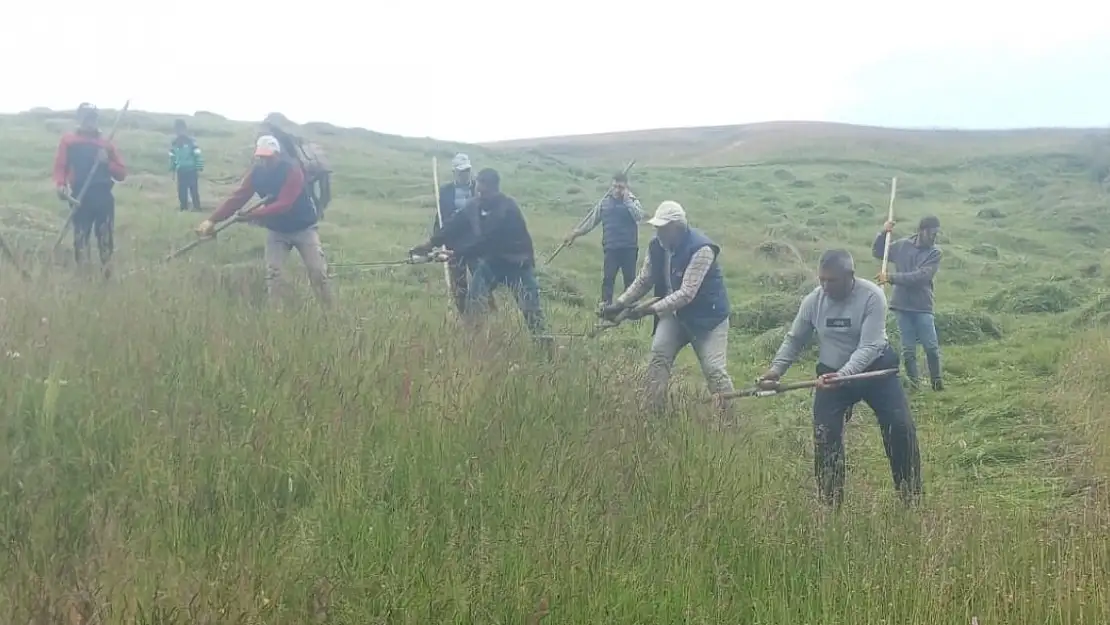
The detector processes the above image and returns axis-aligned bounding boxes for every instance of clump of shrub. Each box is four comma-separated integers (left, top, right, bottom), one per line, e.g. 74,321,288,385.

730,293,800,333
749,324,817,361
981,282,1086,314
933,310,1004,344
852,202,875,215
789,179,815,189
965,196,991,206
795,199,816,209
751,269,815,295
773,169,795,181
565,186,582,195
824,172,849,182
976,207,1005,219
535,268,586,308
830,194,852,205
968,184,995,195
926,181,955,193
1073,292,1110,327
970,243,1000,259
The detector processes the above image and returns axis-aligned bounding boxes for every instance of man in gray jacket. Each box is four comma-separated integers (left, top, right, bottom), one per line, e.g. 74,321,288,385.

759,249,922,507
563,171,646,305
872,215,943,391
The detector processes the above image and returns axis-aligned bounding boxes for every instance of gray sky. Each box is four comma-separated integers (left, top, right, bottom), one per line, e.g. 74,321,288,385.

3,0,1107,142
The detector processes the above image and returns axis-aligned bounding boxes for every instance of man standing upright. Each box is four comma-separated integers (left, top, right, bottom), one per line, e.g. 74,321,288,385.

169,119,205,211
433,153,493,314
599,201,735,413
195,135,333,307
52,102,127,277
563,171,646,305
873,215,944,390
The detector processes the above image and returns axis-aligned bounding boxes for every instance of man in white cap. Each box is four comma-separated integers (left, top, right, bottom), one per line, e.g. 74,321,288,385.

599,201,735,412
432,152,493,313
196,135,333,307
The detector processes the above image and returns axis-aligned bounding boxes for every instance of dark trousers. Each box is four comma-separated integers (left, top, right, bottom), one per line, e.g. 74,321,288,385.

176,169,201,211
602,247,638,305
813,346,923,506
72,186,115,269
467,258,548,337
449,256,496,316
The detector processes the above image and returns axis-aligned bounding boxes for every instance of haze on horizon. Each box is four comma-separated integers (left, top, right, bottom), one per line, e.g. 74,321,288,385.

2,0,1108,144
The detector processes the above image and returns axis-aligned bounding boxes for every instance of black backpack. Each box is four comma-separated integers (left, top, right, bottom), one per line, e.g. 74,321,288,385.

261,123,333,218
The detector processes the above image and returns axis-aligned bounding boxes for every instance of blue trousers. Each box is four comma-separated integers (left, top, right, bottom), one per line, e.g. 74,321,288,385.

466,258,548,336
893,310,941,382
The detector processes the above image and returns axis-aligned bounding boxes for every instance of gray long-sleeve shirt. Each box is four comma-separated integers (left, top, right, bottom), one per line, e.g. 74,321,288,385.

770,278,890,377
872,232,942,313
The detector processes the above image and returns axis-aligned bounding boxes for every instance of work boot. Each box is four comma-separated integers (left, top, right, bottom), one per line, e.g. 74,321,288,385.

925,349,943,392
902,350,921,389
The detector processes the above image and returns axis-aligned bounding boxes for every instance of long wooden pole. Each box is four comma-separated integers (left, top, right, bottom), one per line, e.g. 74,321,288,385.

715,368,899,401
880,176,898,279
431,157,455,310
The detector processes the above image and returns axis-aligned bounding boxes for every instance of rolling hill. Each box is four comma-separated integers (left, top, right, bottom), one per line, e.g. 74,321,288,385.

0,109,1108,624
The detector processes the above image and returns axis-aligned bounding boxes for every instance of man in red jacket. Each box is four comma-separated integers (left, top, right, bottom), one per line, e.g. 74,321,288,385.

52,103,127,276
196,135,333,307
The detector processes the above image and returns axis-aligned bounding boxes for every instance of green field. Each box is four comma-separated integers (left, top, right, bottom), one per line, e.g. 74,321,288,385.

1,107,1108,623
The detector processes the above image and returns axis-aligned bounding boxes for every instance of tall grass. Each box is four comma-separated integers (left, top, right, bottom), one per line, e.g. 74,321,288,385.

1,274,1106,624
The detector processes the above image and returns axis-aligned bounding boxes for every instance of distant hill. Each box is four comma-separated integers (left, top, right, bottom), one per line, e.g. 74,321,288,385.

483,120,1107,168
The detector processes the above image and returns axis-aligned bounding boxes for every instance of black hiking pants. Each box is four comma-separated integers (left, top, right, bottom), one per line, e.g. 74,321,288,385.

813,345,922,506
176,168,201,211
449,255,496,315
73,186,115,269
601,247,638,305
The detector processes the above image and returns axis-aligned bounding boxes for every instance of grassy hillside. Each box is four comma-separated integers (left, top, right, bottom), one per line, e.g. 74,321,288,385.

1,108,1109,624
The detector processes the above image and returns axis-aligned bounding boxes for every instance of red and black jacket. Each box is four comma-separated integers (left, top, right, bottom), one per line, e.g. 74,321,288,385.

52,129,127,192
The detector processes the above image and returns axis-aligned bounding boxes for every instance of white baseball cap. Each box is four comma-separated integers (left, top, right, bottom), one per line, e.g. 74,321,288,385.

647,200,688,227
452,153,472,171
255,135,282,156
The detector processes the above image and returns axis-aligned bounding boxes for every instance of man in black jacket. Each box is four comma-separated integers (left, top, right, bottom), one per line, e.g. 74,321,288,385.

411,168,548,339
432,153,493,314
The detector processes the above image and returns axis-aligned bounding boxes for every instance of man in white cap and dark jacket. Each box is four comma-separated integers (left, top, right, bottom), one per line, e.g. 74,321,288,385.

433,153,494,314
599,200,735,412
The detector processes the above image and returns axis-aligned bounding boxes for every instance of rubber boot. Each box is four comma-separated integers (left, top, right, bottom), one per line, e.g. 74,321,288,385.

902,349,921,388
925,349,943,391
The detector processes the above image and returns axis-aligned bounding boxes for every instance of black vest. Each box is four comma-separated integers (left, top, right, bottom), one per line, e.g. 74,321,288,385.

249,158,318,233
67,134,114,193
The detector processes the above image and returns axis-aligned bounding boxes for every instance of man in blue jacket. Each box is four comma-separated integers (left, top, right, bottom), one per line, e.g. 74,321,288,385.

599,201,735,412
873,215,944,390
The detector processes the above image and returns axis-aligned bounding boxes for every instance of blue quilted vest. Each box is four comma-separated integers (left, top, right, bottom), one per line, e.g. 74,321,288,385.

648,227,730,338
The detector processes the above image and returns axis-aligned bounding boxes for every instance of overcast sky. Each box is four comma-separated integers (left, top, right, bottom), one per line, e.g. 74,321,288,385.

2,0,1108,143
